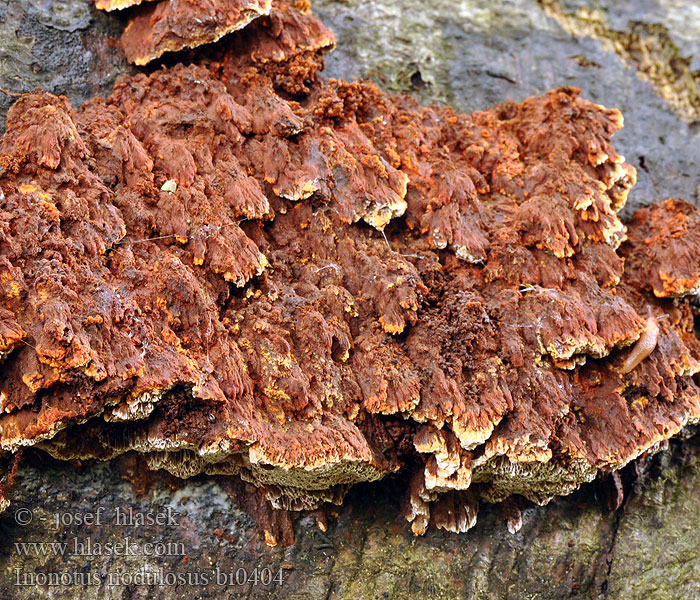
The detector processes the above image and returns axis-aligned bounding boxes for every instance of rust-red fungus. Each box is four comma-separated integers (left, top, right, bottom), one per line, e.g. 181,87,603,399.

121,0,273,65
1,0,700,541
94,0,156,11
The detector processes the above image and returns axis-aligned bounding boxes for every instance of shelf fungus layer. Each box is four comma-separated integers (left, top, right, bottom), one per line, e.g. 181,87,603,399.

103,0,334,68
121,0,274,65
2,0,700,537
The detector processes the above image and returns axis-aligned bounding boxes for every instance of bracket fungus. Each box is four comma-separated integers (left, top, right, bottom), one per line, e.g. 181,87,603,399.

118,0,274,65
97,0,334,69
1,0,700,541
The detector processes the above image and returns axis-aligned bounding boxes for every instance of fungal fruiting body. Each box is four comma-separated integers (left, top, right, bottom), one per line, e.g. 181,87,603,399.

0,0,700,540
120,0,274,65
